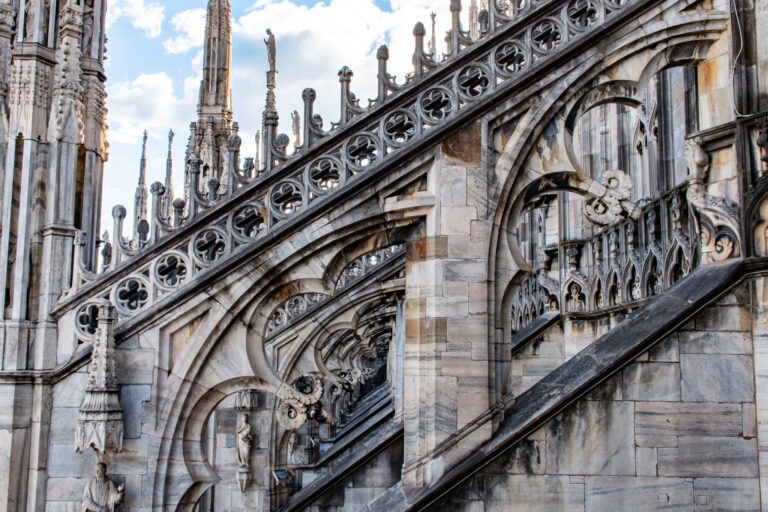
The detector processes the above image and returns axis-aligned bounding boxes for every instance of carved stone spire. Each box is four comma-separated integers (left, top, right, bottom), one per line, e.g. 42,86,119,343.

162,130,175,216
133,130,149,241
200,0,232,116
186,0,233,193
75,303,124,456
469,0,479,39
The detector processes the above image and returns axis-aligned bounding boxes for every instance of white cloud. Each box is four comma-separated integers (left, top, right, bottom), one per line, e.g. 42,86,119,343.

230,0,451,132
102,0,470,225
107,0,165,38
107,72,195,144
163,8,207,54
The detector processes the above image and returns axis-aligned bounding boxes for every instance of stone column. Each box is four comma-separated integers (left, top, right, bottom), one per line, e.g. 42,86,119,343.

401,122,492,487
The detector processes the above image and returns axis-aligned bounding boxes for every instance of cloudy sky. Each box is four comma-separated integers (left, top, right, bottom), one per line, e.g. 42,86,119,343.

102,0,462,226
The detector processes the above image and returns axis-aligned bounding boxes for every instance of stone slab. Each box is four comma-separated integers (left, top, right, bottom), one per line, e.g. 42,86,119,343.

692,478,760,512
484,474,585,512
622,363,681,402
680,354,754,402
546,400,635,476
585,476,692,511
635,402,743,437
678,331,753,355
657,436,758,478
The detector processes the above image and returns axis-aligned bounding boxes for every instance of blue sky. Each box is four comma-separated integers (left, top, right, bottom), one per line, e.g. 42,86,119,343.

101,0,459,228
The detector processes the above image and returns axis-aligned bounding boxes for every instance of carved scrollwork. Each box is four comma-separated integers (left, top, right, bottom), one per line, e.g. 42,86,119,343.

307,157,344,195
419,87,455,123
75,302,100,341
584,170,635,226
456,64,492,100
383,110,418,147
531,19,563,53
191,228,228,266
230,202,267,242
153,251,189,289
112,276,150,315
276,375,324,430
494,41,528,76
62,0,637,323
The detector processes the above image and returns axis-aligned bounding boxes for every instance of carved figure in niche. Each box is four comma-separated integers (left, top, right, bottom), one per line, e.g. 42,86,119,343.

264,28,276,73
24,0,35,41
41,0,50,42
82,0,95,56
287,431,302,465
567,282,585,312
757,118,768,170
82,462,124,512
236,413,253,467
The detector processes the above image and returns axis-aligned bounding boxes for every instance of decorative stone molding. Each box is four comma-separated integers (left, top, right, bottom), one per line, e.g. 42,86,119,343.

75,303,124,456
49,0,85,144
685,137,741,263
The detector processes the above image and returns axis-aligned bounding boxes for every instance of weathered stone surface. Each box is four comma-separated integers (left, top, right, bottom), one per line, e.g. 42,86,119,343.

635,402,743,437
484,475,585,512
694,306,751,332
649,335,680,362
691,478,760,512
120,385,151,439
680,354,754,402
678,331,753,355
635,447,657,477
546,400,635,476
585,477,692,511
621,363,681,402
657,437,758,477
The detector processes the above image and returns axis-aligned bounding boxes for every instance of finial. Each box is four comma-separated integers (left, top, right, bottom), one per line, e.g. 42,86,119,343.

414,22,426,36
168,129,174,148
142,130,148,151
377,44,389,60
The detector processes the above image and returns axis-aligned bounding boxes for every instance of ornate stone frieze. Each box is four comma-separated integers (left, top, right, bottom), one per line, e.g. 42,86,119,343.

75,303,124,456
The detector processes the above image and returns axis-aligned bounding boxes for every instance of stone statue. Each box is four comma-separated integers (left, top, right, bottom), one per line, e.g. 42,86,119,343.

82,462,124,512
24,0,35,41
236,413,253,467
41,0,50,42
287,431,300,465
264,28,276,73
82,4,94,55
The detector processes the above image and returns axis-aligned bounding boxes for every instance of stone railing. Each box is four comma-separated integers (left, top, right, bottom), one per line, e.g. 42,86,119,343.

512,184,700,329
57,0,637,334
